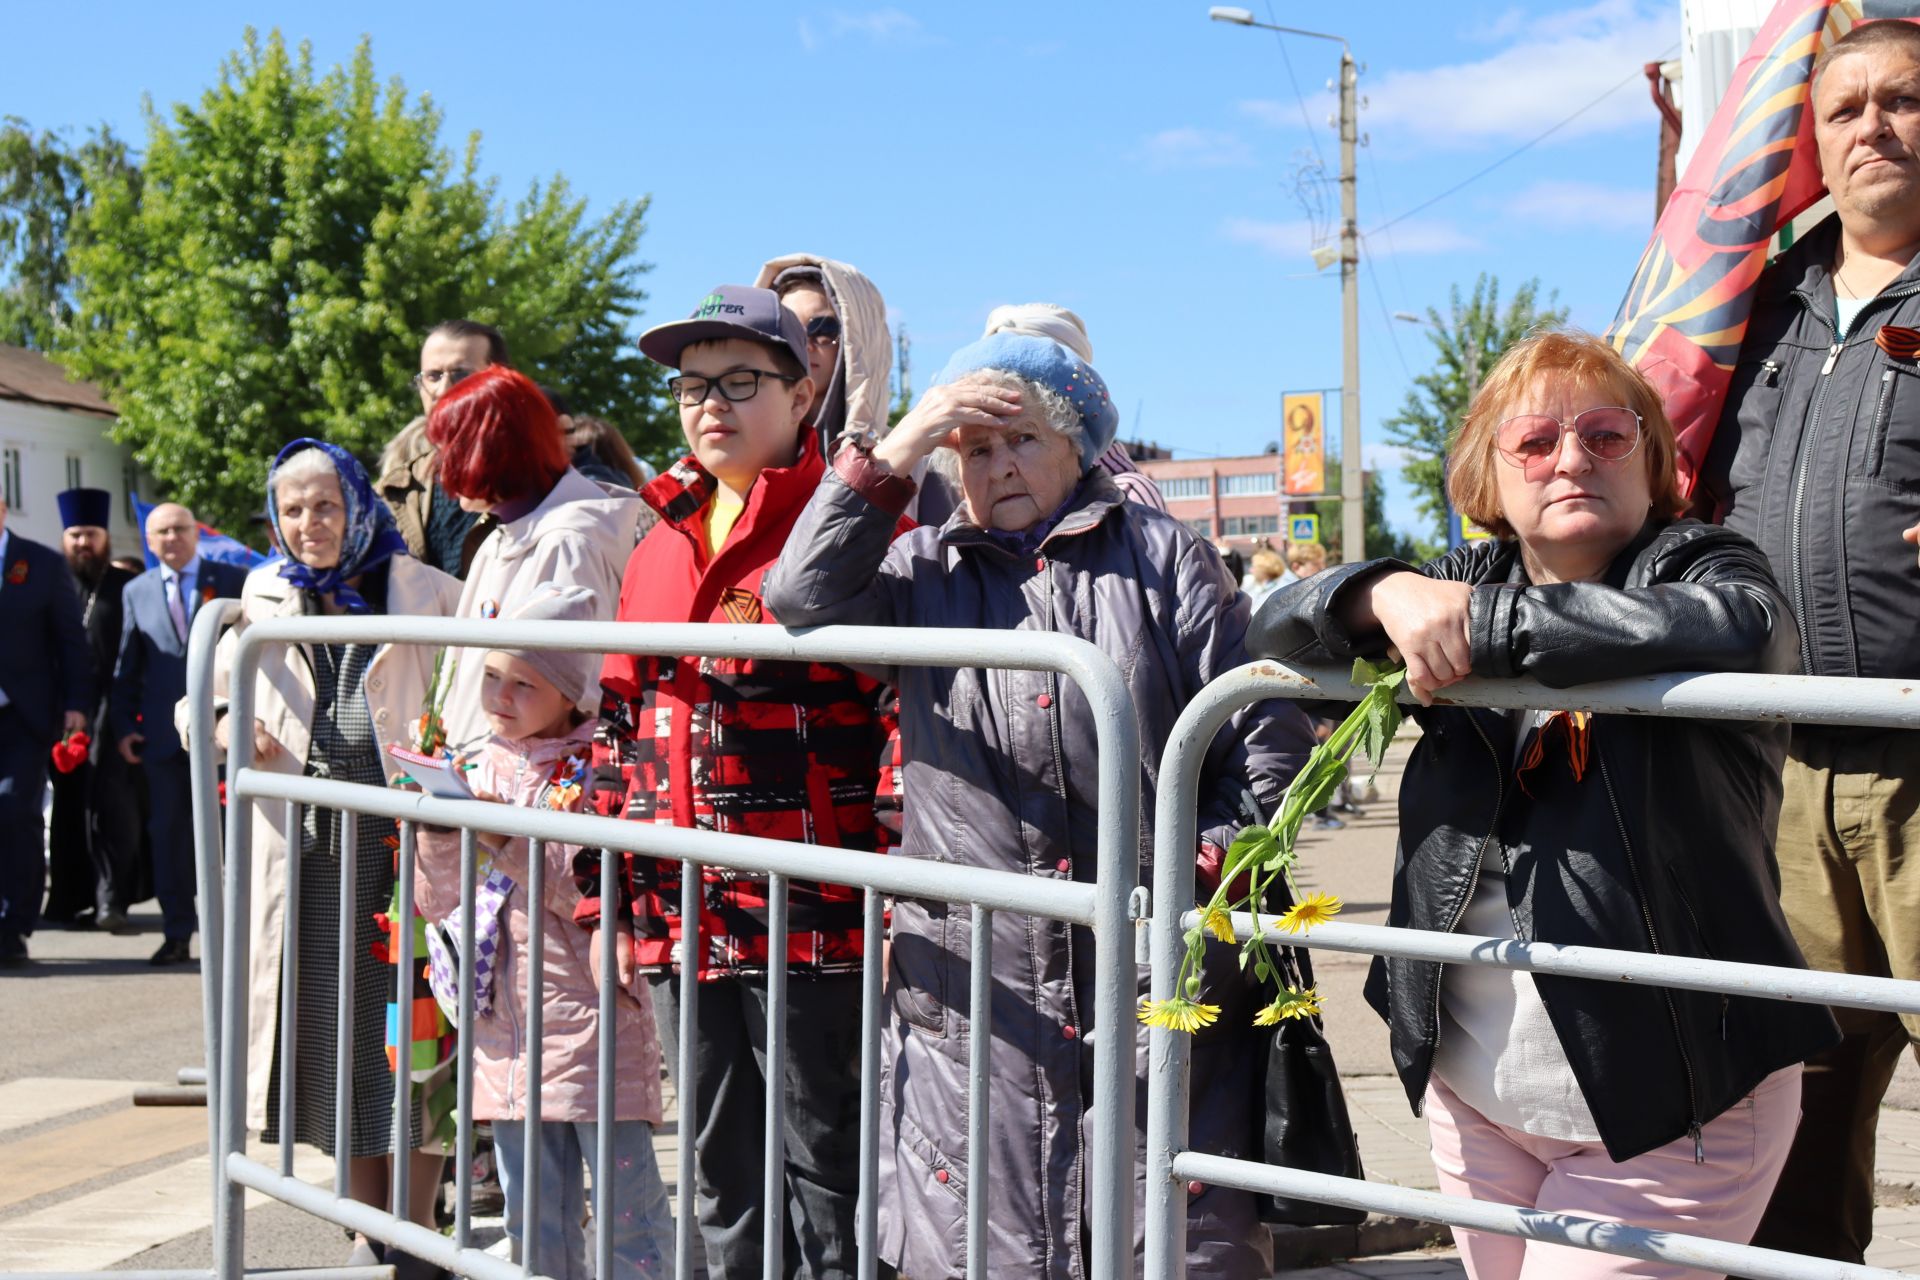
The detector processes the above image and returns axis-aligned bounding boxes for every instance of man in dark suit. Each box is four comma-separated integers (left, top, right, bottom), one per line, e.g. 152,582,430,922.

44,488,144,930
0,495,90,966
111,502,248,965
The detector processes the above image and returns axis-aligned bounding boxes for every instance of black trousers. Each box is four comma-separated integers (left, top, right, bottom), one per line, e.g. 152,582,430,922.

45,761,97,919
0,708,49,939
649,971,874,1280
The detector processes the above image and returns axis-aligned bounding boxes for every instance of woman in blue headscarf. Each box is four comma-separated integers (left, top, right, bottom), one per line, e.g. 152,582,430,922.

767,335,1318,1279
202,439,462,1271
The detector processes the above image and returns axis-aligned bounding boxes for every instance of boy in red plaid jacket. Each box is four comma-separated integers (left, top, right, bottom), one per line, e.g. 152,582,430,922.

574,284,904,1278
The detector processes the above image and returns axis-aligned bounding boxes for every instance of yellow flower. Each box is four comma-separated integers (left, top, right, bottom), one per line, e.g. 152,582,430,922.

1277,891,1343,935
1137,997,1223,1034
1253,986,1324,1025
1200,903,1238,943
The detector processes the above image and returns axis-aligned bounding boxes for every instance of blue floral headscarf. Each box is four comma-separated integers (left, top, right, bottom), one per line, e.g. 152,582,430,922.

266,438,410,614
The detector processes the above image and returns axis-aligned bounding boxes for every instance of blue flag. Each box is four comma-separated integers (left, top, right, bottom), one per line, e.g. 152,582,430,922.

131,495,271,571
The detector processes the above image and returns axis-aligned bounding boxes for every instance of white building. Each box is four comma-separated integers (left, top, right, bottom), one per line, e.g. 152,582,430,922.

0,344,147,559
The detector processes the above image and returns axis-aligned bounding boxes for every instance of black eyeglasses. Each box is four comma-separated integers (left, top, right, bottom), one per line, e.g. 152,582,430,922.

668,368,799,407
412,367,475,392
805,315,841,345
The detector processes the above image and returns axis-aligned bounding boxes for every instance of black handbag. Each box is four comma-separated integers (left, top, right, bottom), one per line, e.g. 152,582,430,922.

1255,949,1368,1226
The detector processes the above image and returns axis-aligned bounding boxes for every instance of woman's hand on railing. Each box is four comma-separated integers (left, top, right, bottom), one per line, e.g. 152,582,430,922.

1363,572,1474,707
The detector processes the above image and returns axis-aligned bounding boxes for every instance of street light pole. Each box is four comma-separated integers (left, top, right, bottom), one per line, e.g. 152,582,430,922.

1209,6,1364,561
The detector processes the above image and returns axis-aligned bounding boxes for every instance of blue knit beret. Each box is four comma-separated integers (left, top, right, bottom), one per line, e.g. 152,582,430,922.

929,333,1119,468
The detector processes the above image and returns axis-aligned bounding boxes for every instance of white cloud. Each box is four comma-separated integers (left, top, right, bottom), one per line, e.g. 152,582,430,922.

1505,179,1655,230
1223,216,1480,258
829,8,923,42
1137,127,1254,170
1366,0,1673,145
797,18,818,51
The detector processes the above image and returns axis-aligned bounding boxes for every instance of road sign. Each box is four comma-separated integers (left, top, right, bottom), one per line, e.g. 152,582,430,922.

1288,514,1321,545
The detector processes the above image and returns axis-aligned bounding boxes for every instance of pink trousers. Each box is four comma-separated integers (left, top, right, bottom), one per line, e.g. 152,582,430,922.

1423,1066,1802,1280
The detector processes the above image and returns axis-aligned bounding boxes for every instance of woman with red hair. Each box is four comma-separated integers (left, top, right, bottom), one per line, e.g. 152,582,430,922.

430,367,642,751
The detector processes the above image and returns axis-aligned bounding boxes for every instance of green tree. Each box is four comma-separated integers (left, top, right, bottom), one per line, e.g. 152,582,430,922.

1382,274,1567,543
59,30,672,532
0,118,136,350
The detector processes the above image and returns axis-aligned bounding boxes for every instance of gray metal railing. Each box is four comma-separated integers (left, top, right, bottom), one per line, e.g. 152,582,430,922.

1145,659,1920,1280
196,615,1141,1280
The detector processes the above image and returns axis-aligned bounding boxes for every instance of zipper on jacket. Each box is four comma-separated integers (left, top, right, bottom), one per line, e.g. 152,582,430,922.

1598,750,1704,1163
1869,368,1900,476
1413,713,1506,1105
1759,359,1782,388
1786,282,1920,674
1665,862,1730,1041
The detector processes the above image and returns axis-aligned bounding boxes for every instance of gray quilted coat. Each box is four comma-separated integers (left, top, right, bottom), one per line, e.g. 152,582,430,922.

765,465,1316,1279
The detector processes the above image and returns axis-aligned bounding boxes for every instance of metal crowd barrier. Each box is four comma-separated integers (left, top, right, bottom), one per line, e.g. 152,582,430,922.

193,615,1142,1280
1145,659,1920,1280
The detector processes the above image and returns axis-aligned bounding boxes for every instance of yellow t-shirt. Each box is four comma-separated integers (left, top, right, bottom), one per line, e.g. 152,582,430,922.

705,487,745,557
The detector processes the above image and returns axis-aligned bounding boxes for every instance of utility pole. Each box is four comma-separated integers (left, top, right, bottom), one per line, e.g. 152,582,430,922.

1337,47,1363,564
1209,7,1363,561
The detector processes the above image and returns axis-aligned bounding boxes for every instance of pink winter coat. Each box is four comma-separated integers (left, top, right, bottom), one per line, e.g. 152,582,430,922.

415,719,663,1124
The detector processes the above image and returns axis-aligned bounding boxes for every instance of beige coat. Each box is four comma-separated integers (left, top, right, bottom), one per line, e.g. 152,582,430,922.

190,556,463,1131
438,468,642,752
413,721,662,1124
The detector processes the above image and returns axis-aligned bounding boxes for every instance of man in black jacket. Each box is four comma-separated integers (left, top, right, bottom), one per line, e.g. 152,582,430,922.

43,488,144,930
1697,19,1920,1267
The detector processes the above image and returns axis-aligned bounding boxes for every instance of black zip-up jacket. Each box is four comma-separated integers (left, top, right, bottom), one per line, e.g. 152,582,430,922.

1248,521,1840,1162
1699,214,1920,680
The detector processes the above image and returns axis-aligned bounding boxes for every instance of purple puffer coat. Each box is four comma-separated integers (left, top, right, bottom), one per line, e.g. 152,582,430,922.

766,461,1316,1280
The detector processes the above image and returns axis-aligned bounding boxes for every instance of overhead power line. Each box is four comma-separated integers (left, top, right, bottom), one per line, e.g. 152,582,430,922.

1368,45,1679,237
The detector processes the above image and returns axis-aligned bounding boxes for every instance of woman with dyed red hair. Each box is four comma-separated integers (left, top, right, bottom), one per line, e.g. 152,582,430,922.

430,366,643,751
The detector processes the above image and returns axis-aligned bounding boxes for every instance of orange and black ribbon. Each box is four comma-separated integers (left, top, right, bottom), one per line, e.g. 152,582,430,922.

1516,710,1592,798
1877,325,1920,362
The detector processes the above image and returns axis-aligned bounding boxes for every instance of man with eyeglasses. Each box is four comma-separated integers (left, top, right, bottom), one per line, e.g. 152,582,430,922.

1698,19,1920,1270
376,318,509,577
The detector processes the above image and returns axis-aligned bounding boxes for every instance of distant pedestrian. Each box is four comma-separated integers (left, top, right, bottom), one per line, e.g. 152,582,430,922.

110,502,248,964
0,494,89,967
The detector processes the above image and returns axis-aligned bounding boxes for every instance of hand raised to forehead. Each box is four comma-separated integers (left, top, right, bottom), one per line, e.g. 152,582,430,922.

874,376,1025,474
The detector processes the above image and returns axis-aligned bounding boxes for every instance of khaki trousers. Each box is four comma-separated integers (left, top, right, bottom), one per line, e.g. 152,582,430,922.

1749,728,1920,1267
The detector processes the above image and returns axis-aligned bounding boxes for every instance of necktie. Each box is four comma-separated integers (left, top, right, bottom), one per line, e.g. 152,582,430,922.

166,572,188,640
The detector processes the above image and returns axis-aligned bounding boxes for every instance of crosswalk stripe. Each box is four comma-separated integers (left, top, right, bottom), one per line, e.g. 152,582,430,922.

0,1138,332,1271
0,1078,134,1137
0,1106,207,1211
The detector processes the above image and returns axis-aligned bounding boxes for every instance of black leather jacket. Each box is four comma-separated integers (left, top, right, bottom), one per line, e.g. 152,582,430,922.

1248,520,1839,1162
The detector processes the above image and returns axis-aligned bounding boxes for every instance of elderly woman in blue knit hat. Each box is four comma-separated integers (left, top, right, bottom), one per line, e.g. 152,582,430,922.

768,334,1316,1279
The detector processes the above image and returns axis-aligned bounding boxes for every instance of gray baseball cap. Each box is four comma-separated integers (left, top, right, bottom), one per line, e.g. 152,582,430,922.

637,284,809,372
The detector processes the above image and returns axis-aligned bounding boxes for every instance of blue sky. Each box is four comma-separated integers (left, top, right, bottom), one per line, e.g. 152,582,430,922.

5,0,1683,546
